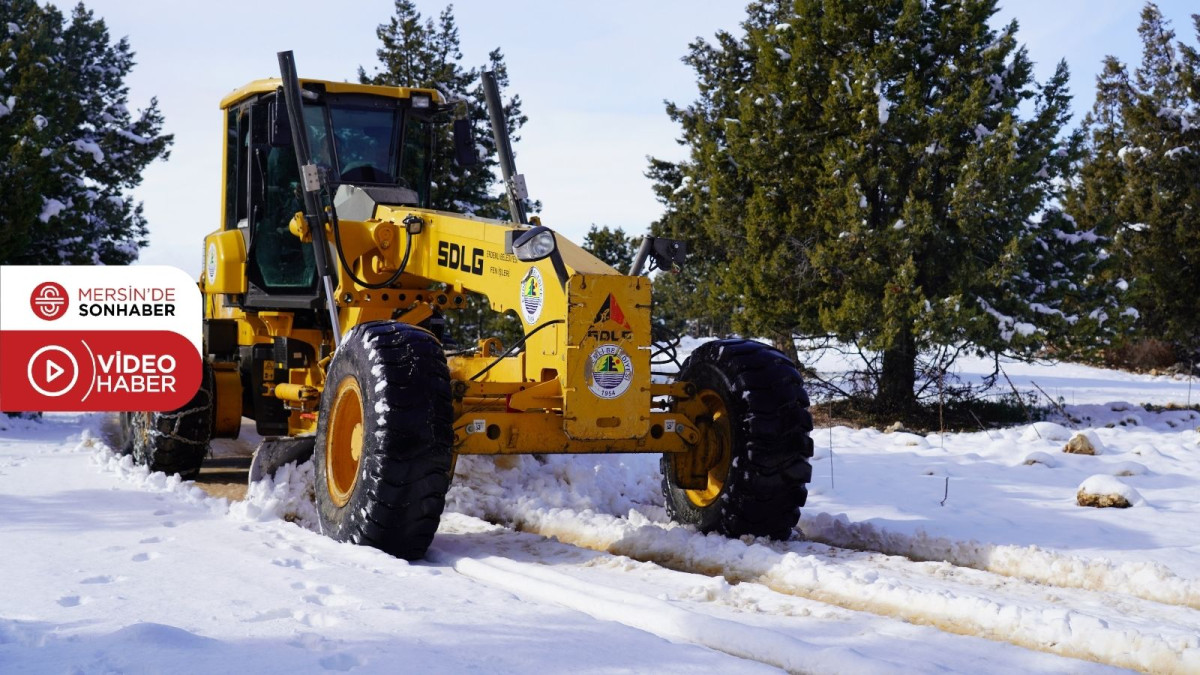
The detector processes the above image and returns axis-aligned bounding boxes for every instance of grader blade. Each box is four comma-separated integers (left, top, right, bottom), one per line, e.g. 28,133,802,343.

248,437,315,484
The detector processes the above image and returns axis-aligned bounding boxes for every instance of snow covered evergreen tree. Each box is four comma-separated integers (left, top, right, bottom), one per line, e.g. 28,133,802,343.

652,0,1119,412
0,0,171,265
1070,3,1200,360
1066,57,1132,293
359,0,528,220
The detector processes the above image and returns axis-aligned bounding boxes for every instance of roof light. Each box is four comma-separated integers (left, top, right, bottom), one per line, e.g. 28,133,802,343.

411,94,431,109
512,226,557,262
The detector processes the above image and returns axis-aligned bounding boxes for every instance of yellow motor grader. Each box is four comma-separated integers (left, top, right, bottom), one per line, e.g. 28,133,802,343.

119,52,813,559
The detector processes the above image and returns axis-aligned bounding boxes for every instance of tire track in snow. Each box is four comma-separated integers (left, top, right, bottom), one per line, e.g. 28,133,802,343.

433,515,1113,675
802,511,1200,612
457,504,1200,674
442,553,871,675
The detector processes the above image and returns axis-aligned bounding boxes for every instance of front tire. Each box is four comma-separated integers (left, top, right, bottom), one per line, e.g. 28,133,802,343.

314,321,453,560
662,339,814,539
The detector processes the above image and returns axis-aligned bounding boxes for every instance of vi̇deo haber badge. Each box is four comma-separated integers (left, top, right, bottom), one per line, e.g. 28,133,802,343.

0,266,202,412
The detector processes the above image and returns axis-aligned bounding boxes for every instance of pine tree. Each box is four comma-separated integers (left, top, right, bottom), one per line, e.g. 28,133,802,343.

359,0,528,220
644,37,744,340
0,0,171,265
1070,3,1200,362
581,224,637,271
652,0,1118,412
1067,57,1132,255
1064,57,1142,362
1120,4,1198,354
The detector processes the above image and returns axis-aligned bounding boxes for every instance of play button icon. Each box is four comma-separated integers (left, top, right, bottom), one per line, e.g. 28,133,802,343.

27,345,80,398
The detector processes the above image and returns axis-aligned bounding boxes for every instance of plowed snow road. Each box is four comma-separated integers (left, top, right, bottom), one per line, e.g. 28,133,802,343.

4,414,1195,672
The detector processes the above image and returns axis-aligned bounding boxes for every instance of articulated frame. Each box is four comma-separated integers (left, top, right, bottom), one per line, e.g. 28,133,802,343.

202,203,706,465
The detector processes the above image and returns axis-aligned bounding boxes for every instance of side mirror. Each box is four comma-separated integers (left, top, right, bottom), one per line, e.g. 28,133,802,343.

453,117,478,167
269,95,292,148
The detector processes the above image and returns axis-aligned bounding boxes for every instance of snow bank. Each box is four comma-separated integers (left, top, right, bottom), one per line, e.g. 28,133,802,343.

1020,451,1058,467
804,512,1200,610
9,339,1199,674
85,429,316,529
448,470,1199,673
86,432,225,516
230,460,318,529
9,419,788,673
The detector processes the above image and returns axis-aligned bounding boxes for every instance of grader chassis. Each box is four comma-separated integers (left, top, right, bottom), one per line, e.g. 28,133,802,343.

119,52,814,559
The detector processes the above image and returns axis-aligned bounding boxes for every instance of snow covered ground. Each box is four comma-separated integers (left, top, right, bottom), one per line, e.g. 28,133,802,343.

2,345,1199,673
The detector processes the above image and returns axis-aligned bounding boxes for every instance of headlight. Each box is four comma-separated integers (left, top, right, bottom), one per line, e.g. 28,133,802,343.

512,226,557,262
411,94,431,109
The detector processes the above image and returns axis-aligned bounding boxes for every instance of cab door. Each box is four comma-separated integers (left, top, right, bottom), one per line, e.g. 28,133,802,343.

226,96,319,311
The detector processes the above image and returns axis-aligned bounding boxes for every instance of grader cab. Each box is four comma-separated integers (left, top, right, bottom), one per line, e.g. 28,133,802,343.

119,52,814,559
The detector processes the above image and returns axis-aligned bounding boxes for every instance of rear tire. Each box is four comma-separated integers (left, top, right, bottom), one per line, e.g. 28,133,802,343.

120,365,213,479
314,321,453,560
662,339,814,539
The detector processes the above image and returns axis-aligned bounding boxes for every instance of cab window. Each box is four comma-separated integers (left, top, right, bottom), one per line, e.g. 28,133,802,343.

329,106,400,185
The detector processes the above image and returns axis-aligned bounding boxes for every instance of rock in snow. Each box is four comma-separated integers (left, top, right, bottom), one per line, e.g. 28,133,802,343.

1063,431,1100,455
1077,474,1143,508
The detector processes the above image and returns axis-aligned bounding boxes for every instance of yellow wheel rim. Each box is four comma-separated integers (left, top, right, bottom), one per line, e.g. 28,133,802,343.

326,377,364,508
681,388,732,508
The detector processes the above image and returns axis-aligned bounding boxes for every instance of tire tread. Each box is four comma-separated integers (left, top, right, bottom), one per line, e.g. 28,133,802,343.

315,321,453,560
662,339,813,540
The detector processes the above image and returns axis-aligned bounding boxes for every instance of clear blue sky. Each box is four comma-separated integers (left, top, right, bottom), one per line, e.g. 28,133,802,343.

72,0,1197,274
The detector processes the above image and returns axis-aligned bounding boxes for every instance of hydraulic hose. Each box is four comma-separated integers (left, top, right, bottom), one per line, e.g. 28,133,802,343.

328,201,412,290
469,320,564,381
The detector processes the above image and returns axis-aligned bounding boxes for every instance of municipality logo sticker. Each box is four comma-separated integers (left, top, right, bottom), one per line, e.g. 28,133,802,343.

519,267,544,325
587,344,633,399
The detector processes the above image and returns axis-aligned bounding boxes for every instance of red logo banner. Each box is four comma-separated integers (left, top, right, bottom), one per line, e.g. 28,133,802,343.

0,331,201,412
